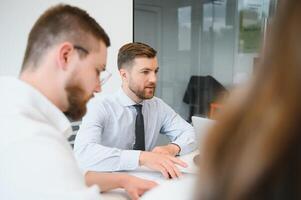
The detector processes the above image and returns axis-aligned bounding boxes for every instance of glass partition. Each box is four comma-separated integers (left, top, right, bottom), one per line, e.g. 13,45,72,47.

134,0,277,121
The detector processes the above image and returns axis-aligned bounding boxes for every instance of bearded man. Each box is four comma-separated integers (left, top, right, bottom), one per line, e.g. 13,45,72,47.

0,6,156,200
74,42,196,180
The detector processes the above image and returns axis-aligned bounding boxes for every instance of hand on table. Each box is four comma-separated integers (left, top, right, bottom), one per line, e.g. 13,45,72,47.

85,171,156,200
139,151,188,179
121,174,157,200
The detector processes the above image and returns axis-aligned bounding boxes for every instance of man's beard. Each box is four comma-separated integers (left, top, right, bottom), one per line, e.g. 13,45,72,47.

64,84,93,121
129,83,156,100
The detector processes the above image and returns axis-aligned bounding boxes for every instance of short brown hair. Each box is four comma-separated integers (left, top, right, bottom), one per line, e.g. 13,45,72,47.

21,4,110,71
117,42,157,70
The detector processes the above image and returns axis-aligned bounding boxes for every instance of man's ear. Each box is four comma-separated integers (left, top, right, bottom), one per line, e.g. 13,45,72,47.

56,42,73,71
119,68,128,81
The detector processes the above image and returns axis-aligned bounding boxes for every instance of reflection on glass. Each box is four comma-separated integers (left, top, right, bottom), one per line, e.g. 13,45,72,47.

178,6,191,51
239,1,263,53
134,0,277,120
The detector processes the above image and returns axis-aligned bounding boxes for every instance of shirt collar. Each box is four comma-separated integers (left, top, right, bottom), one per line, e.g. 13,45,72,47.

116,87,144,107
2,77,72,138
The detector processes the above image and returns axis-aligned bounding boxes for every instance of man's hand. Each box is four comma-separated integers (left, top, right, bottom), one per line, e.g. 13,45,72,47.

139,151,188,179
152,144,181,156
120,175,157,200
85,172,156,200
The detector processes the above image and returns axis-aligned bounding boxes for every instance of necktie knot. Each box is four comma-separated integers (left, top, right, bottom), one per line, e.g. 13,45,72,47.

133,104,143,113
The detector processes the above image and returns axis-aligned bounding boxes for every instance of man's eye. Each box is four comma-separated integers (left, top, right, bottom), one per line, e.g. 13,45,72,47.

142,71,149,74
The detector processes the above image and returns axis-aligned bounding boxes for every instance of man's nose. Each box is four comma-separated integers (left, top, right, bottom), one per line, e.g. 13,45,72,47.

149,72,157,83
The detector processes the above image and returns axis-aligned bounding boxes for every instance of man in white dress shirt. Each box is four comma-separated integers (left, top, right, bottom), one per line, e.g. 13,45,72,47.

0,5,156,200
74,42,197,179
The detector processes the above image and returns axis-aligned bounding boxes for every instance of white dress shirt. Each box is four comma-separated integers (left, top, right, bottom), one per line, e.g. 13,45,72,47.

0,77,100,200
74,88,196,172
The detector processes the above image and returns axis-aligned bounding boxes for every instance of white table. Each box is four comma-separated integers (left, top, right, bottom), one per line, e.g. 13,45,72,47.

99,150,199,200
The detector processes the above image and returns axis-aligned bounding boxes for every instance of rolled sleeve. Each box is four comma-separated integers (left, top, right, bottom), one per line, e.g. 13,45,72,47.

159,99,197,155
171,130,197,155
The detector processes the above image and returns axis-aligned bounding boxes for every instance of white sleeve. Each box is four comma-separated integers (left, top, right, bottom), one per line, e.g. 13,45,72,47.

159,99,197,155
0,135,100,200
74,98,140,172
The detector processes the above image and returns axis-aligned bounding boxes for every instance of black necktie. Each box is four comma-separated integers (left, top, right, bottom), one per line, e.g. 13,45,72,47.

133,104,145,150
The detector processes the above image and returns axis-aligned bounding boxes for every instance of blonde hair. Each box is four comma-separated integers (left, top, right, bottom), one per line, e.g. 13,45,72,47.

198,1,301,199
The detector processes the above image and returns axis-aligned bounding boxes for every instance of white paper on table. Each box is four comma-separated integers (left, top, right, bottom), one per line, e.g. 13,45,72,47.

177,150,199,174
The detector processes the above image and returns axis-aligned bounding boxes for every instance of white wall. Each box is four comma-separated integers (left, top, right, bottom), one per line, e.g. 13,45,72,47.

0,0,132,94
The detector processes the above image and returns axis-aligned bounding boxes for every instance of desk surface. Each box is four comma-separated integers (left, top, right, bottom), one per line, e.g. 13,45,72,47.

99,150,199,200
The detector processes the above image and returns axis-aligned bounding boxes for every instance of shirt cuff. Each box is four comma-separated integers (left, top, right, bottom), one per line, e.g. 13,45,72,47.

171,140,197,156
170,143,181,156
119,150,141,170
